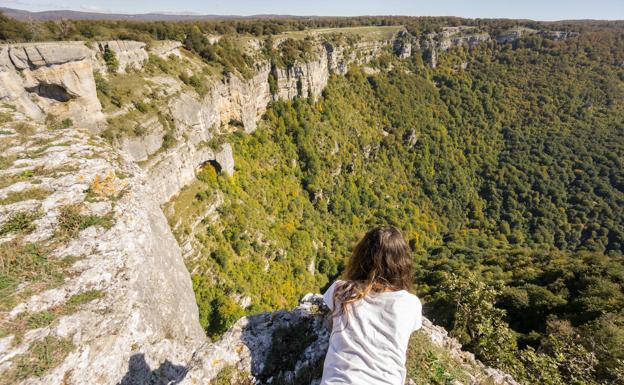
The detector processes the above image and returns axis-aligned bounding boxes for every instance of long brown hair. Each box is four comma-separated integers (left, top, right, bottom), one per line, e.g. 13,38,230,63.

333,226,413,315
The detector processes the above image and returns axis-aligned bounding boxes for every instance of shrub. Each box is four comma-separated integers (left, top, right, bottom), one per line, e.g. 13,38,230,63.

207,293,245,338
261,318,318,381
103,45,119,72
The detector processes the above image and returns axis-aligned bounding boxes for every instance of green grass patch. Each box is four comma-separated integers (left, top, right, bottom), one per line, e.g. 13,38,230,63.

0,310,55,341
5,335,74,382
56,204,115,239
95,71,155,112
406,331,496,385
0,187,50,205
0,241,62,305
0,165,79,190
0,210,41,236
24,310,55,329
211,366,254,385
65,290,103,313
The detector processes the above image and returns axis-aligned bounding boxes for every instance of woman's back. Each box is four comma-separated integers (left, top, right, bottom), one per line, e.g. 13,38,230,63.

320,280,422,385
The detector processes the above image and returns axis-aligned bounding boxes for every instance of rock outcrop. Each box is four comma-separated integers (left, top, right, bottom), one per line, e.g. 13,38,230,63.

181,295,520,385
422,27,490,68
274,49,330,100
0,111,204,385
495,28,579,44
148,40,184,59
97,40,148,73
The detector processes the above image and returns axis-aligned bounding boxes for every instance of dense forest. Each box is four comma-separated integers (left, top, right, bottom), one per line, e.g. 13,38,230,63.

3,11,623,384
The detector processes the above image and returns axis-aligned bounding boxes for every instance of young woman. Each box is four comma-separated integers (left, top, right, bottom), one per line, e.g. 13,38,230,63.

320,226,422,385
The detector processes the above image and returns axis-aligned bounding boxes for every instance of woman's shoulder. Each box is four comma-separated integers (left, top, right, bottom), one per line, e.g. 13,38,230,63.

399,290,422,307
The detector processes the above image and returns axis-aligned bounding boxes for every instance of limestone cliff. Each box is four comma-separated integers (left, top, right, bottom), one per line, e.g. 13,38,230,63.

0,42,103,126
0,110,203,385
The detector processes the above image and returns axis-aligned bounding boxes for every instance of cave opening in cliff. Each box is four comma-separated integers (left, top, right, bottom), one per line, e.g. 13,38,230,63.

206,160,223,174
25,83,74,102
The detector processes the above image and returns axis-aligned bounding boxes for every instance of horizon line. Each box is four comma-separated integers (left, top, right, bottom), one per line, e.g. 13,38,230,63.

2,6,623,23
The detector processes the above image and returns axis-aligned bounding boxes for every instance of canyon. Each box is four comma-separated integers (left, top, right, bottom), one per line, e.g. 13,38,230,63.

0,25,576,384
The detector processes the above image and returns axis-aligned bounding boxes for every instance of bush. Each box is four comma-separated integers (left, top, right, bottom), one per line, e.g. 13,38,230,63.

103,46,119,72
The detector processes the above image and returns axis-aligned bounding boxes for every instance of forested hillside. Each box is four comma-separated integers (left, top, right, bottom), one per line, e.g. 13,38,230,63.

166,25,624,384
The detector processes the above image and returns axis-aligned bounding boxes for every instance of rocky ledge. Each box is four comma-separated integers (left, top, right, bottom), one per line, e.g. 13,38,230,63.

184,294,519,385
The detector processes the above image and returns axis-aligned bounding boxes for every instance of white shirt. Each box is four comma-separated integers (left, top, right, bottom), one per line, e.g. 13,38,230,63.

320,280,422,385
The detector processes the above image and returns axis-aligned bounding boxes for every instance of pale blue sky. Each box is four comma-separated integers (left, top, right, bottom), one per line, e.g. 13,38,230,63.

1,0,623,20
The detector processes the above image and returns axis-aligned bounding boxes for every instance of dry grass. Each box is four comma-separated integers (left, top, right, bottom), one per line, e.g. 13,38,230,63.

0,187,51,205
3,335,74,383
13,122,36,136
0,240,67,311
55,204,115,240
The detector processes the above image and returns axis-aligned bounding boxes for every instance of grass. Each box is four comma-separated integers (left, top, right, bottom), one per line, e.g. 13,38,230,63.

0,310,56,340
96,71,156,113
25,310,55,329
0,288,100,342
64,290,103,313
0,154,17,170
13,122,36,136
0,165,79,190
0,251,81,313
0,111,12,125
55,204,115,239
0,187,51,205
3,335,74,383
102,109,158,142
405,331,497,385
211,366,254,385
45,115,73,130
0,241,62,308
0,210,41,236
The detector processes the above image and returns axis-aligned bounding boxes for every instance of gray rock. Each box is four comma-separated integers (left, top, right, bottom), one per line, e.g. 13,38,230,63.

98,40,148,73
215,143,235,176
0,42,104,127
148,40,184,58
6,42,91,70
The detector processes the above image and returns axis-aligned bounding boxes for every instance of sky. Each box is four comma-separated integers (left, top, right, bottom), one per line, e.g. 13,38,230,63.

1,0,623,20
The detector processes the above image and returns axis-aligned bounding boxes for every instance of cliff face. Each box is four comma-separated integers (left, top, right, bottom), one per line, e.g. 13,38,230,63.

420,26,577,67
0,30,523,385
0,110,204,385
